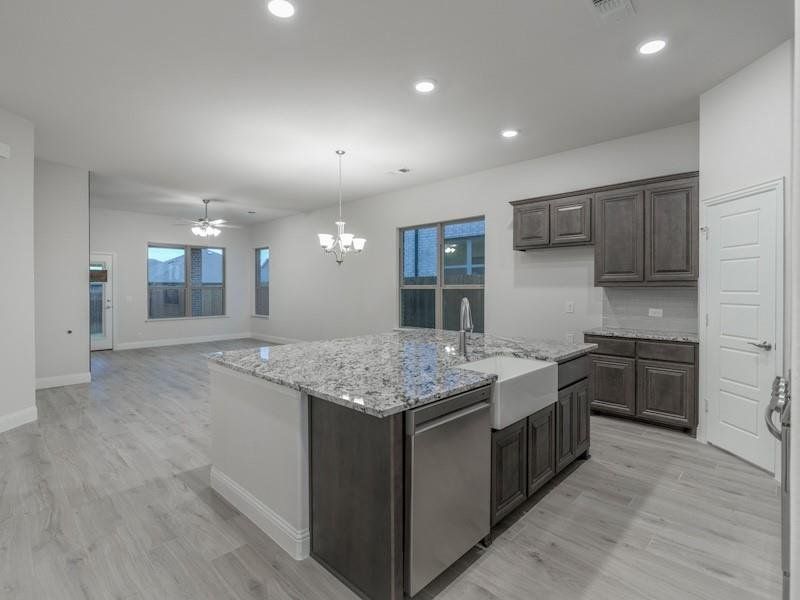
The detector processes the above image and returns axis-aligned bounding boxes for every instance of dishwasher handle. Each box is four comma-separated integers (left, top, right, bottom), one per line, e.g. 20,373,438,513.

413,402,490,436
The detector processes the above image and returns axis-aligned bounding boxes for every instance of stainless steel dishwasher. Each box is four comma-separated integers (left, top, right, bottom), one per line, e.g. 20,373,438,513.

405,385,491,597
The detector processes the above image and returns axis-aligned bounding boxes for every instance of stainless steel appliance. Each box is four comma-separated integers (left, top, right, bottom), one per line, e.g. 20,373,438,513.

405,385,491,597
767,375,791,599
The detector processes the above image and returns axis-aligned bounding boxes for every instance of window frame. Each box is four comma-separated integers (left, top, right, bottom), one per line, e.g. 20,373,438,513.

254,246,270,318
398,216,485,330
146,242,227,320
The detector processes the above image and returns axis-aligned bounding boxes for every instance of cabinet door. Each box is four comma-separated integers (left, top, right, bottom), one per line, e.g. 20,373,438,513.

645,178,699,282
514,203,550,249
594,188,644,284
636,359,696,428
555,387,575,472
491,418,527,524
550,195,592,246
527,404,556,496
574,379,590,457
589,354,636,416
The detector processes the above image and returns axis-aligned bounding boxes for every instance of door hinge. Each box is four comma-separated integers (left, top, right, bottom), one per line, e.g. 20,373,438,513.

705,313,709,327
704,398,709,413
700,226,709,240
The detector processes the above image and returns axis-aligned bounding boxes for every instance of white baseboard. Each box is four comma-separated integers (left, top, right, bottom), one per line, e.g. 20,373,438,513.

36,372,91,390
249,333,304,345
115,332,253,351
0,406,38,434
210,467,309,560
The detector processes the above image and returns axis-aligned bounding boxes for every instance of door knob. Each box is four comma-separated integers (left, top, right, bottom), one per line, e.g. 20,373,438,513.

748,341,773,351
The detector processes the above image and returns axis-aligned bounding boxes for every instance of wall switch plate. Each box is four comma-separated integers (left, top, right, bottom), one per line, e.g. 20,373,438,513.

648,308,664,318
565,301,575,314
566,333,575,344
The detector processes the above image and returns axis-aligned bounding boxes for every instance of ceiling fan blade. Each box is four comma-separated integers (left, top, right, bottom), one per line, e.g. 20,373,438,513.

216,223,242,229
173,220,202,226
208,219,227,225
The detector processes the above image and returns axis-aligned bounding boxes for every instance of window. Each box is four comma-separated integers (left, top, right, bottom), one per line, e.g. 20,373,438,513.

399,217,485,332
255,247,270,316
147,244,225,319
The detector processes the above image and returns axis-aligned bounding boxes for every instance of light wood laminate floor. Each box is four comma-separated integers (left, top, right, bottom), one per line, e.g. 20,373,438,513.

0,340,781,599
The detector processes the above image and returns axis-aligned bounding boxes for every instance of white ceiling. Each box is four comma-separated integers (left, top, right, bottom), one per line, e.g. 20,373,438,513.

0,0,792,222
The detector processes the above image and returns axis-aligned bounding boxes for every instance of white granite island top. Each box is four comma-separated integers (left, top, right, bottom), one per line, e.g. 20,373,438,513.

208,329,597,418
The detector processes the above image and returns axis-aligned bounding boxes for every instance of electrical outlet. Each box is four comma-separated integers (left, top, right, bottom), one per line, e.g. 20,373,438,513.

565,301,575,314
648,308,664,318
566,333,575,344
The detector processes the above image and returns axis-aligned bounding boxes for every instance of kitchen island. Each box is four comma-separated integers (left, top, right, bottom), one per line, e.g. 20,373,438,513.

208,329,596,599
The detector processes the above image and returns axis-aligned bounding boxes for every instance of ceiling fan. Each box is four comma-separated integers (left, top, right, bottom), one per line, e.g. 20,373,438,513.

175,199,239,237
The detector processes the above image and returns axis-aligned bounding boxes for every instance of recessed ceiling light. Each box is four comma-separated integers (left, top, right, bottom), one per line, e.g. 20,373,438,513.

414,79,437,94
267,0,295,18
501,129,519,139
638,39,666,55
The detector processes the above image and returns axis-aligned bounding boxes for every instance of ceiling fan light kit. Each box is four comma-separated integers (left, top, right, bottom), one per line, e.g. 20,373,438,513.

317,150,366,265
190,199,225,237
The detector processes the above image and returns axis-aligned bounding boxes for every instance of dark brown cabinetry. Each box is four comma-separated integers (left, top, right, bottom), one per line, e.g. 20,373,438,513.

589,354,636,416
527,404,555,496
644,178,699,283
490,418,527,524
513,203,550,248
511,172,699,289
490,356,590,525
585,334,698,434
512,195,591,250
637,359,696,428
595,176,699,287
594,188,645,284
550,195,592,246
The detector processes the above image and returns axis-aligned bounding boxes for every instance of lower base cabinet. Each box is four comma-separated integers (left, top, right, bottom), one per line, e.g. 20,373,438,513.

490,419,527,524
491,376,590,526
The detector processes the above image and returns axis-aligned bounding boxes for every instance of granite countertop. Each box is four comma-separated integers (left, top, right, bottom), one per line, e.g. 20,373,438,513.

584,326,699,344
208,329,597,418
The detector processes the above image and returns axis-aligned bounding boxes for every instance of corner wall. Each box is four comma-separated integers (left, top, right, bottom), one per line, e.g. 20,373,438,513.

249,122,700,344
34,159,91,388
0,107,36,432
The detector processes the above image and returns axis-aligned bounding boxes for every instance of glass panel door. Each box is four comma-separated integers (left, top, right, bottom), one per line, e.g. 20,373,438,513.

90,253,114,350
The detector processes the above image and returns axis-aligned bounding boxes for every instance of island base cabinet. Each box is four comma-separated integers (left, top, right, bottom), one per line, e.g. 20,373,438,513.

490,376,591,526
309,397,405,600
490,419,527,525
527,404,556,496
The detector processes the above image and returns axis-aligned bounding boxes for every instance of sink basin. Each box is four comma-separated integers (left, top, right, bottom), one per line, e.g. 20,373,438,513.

457,355,557,429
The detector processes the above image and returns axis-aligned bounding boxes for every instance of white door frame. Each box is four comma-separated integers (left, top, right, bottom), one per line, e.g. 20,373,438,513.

698,178,784,473
90,251,118,351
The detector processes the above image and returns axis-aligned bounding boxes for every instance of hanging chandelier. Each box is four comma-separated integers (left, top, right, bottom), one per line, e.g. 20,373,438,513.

317,150,366,264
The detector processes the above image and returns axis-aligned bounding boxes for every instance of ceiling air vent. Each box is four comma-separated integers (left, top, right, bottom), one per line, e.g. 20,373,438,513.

590,0,636,21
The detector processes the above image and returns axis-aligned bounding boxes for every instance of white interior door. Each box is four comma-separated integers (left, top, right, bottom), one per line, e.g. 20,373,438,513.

90,252,114,351
704,182,783,472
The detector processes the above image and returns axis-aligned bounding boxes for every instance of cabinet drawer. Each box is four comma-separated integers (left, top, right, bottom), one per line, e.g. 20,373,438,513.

636,341,695,364
558,355,589,390
584,335,636,358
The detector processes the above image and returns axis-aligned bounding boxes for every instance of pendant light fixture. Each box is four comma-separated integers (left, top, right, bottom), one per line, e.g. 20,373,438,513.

317,150,366,264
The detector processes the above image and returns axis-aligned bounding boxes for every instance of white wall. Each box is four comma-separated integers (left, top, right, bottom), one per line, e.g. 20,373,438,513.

249,122,700,343
90,207,251,349
790,9,798,600
700,40,793,366
0,107,36,432
34,159,90,387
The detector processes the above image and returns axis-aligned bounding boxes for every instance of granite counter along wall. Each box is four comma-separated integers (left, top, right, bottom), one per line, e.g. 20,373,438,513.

602,288,698,333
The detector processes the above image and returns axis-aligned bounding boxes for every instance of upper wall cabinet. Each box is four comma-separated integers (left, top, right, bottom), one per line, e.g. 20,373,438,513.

595,175,699,287
644,178,699,283
510,172,699,287
512,194,592,250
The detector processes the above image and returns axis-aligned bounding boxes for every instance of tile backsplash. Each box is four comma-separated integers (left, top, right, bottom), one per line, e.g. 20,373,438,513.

602,288,698,333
